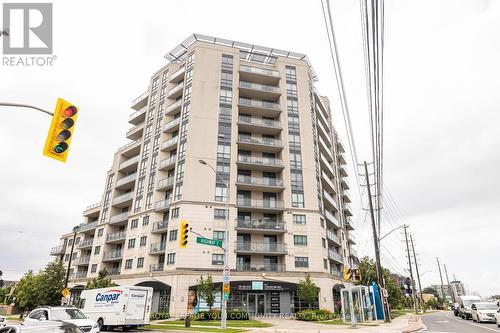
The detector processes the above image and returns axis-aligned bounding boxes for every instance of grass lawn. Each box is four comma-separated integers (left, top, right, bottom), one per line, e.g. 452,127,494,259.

162,320,271,328
391,310,413,319
318,319,349,325
142,324,246,333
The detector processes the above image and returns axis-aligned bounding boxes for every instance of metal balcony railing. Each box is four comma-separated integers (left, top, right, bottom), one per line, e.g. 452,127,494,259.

238,115,281,128
112,192,133,205
237,155,283,167
326,229,341,244
74,256,90,265
236,198,284,210
78,221,98,233
103,250,122,261
106,231,126,242
235,263,284,272
157,176,174,190
150,263,165,272
151,220,169,233
50,245,65,255
235,219,285,231
155,198,173,211
239,98,281,111
150,242,166,254
158,155,177,169
239,65,280,78
238,135,282,147
239,81,281,94
161,136,178,150
328,249,343,263
78,238,94,248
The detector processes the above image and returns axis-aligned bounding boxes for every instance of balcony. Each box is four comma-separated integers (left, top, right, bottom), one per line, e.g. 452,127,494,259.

74,256,90,266
151,220,169,234
129,106,147,125
338,153,347,165
155,198,172,212
328,249,343,264
102,250,122,262
341,178,350,190
116,140,141,158
319,136,334,162
237,116,281,135
161,136,178,151
169,66,185,83
238,81,281,100
73,271,88,279
157,176,174,191
239,65,281,85
167,81,184,99
108,268,121,276
77,238,94,249
163,117,181,133
126,123,144,141
323,190,338,211
236,198,285,212
106,231,126,244
326,229,342,246
237,135,283,153
340,166,348,178
236,155,284,172
115,173,137,190
238,98,282,117
345,219,355,231
234,242,287,255
317,120,331,146
150,263,165,272
112,192,133,207
131,91,148,111
165,100,182,116
83,202,101,217
350,247,358,258
50,245,65,256
236,175,284,192
78,221,97,234
320,153,335,178
158,155,177,170
348,233,356,244
235,263,285,272
344,203,353,217
235,219,286,234
119,155,140,172
343,192,351,204
321,172,337,195
149,242,166,255
330,268,342,278
109,211,129,225
325,210,340,229
337,141,346,153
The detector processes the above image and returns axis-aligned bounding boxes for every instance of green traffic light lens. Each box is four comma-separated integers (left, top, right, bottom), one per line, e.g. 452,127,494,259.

63,106,77,117
61,118,74,130
57,129,71,141
53,142,68,153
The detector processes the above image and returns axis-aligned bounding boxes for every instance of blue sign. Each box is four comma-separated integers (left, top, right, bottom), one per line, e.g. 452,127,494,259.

252,281,263,290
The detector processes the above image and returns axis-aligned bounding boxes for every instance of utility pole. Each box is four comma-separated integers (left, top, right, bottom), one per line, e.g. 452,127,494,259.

436,257,447,309
410,234,423,312
64,226,79,289
403,226,418,313
364,161,390,322
444,264,452,302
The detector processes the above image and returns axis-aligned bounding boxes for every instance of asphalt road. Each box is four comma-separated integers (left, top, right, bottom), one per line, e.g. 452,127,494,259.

422,311,500,333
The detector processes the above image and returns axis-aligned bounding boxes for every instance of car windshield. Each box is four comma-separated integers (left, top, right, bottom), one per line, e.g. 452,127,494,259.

51,309,87,320
477,303,497,310
463,300,479,307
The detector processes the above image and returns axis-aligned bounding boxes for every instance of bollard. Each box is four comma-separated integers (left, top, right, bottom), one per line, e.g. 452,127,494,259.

184,314,191,327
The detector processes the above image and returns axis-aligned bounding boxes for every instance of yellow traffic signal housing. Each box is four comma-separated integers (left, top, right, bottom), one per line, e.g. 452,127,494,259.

179,221,189,248
343,267,353,282
43,98,78,162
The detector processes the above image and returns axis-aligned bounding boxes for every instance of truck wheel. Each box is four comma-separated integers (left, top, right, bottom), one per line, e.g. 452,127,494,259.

122,326,131,331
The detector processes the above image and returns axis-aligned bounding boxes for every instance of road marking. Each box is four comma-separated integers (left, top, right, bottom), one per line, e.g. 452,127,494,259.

446,314,500,332
436,320,450,323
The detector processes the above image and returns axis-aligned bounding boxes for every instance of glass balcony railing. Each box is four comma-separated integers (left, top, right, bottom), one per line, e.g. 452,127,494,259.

326,229,341,244
236,175,283,187
50,245,65,255
74,256,90,265
77,238,94,248
235,219,285,232
109,212,129,224
151,220,169,233
119,155,140,170
328,249,343,263
239,98,281,111
239,65,280,78
158,155,177,170
234,242,287,253
237,135,282,147
150,263,165,272
115,173,137,188
157,177,174,189
238,116,281,129
106,231,126,242
150,242,166,254
103,250,122,261
236,198,284,210
112,192,133,205
239,81,281,94
155,198,173,211
237,155,283,167
235,263,285,272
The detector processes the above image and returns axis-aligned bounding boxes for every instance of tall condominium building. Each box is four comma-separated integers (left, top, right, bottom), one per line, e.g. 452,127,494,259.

50,34,358,315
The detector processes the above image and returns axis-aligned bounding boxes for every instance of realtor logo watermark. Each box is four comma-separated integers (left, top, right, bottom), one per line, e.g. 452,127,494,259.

1,3,56,66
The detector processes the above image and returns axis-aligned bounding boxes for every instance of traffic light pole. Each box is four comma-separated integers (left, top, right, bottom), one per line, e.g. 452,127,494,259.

0,102,53,116
64,226,79,289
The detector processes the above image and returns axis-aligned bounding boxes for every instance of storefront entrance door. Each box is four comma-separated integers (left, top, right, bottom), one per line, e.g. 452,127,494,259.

247,293,265,314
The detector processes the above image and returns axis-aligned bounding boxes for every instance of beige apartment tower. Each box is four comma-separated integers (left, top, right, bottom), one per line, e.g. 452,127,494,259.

50,34,358,315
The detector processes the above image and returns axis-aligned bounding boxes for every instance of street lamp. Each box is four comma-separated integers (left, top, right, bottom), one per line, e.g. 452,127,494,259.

198,159,229,329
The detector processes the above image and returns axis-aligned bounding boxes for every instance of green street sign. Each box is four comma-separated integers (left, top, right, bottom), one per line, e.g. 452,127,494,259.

196,237,223,247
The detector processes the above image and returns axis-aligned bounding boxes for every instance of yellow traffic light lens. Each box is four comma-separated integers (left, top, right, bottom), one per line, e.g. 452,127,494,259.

63,106,77,117
61,118,74,129
57,129,71,141
53,142,68,153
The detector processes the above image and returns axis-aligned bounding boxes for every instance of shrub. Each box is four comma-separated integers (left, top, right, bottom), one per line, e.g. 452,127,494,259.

296,309,336,321
150,312,170,320
194,309,221,320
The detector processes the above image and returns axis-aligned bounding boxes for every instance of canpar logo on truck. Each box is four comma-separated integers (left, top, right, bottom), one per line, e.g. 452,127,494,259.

95,289,123,304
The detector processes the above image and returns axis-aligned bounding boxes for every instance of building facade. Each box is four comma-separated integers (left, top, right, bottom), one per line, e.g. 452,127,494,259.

49,34,358,315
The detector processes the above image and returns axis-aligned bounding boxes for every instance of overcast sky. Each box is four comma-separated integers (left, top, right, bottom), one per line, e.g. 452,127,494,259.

1,0,498,296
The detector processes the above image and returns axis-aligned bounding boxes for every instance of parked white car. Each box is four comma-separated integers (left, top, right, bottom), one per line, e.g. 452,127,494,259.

471,302,497,323
24,306,99,333
0,315,5,327
494,306,500,327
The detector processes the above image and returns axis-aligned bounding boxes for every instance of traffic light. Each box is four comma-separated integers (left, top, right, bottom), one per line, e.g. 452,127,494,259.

179,221,189,248
343,267,352,281
353,268,362,282
43,98,78,162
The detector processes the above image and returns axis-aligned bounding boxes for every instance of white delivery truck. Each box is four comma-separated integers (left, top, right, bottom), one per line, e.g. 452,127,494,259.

78,286,153,330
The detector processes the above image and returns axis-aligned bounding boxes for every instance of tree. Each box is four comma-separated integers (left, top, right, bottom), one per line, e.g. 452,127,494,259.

85,269,116,289
355,257,405,310
422,287,437,296
297,273,320,309
197,275,215,311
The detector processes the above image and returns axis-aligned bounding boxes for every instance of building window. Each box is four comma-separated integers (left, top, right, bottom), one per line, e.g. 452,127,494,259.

323,259,328,269
285,65,297,81
142,215,150,226
174,184,183,200
134,196,142,213
125,259,133,270
213,231,225,241
214,209,226,219
169,230,178,241
292,192,305,208
140,236,147,246
145,192,153,209
91,264,97,273
131,219,139,229
322,238,326,248
137,257,144,268
94,246,100,255
295,257,309,268
320,218,325,228
97,228,104,237
293,214,306,224
167,253,176,265
68,239,73,247
217,144,231,160
128,238,136,249
171,208,179,219
212,254,224,265
294,235,308,246
75,237,80,245
215,186,228,202
64,254,69,262
290,151,302,169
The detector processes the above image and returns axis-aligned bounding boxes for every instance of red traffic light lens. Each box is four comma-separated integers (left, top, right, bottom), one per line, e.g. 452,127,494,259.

53,142,68,153
63,106,77,117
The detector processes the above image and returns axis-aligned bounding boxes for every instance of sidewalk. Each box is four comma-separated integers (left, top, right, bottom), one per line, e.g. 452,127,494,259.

248,314,423,333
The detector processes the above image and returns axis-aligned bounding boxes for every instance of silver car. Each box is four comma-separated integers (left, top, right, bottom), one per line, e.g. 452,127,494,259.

471,302,498,323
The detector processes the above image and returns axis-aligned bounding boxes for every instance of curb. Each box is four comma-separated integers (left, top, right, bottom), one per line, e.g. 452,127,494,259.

401,316,426,333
